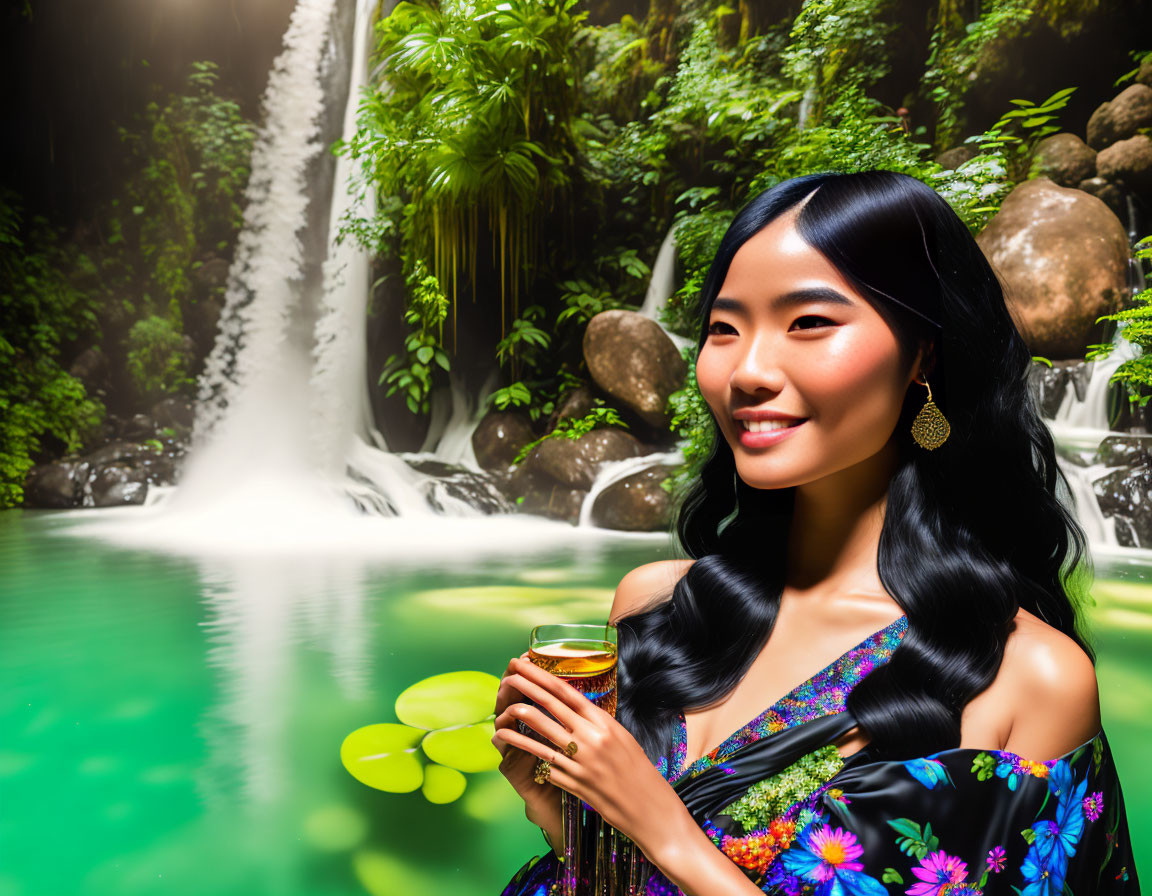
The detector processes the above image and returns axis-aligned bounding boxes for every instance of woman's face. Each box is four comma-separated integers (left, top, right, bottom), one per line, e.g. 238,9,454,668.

695,206,924,491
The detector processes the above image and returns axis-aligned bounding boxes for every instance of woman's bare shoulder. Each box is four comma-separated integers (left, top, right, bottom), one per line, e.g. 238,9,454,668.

997,606,1101,760
608,559,695,624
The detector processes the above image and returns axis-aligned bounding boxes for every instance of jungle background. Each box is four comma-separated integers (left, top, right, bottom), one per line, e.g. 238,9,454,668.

4,1,1152,894
4,0,1152,522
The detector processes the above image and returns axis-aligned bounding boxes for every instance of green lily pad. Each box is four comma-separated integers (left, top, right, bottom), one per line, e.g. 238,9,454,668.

421,720,501,772
395,670,501,730
421,763,467,804
354,850,440,895
341,723,425,793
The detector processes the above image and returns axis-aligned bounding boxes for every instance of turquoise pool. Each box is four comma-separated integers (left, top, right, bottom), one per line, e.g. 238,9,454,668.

1,510,1148,895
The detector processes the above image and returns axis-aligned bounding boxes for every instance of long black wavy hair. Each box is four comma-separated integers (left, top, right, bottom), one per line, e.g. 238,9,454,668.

616,169,1095,763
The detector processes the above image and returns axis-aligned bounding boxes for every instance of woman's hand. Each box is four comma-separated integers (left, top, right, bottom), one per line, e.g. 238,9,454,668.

493,651,563,833
491,656,686,861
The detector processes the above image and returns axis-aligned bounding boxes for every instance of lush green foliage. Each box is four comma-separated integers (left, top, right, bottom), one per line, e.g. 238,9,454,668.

924,0,1036,150
1087,236,1152,408
340,0,1106,490
118,61,255,313
511,406,630,467
0,192,104,507
378,263,452,415
340,0,586,338
125,315,195,400
1,61,255,507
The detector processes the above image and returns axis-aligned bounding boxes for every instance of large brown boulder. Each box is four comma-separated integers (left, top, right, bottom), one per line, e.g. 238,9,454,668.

975,178,1129,359
505,461,585,524
1096,134,1152,194
1086,84,1152,150
471,410,535,472
532,429,645,490
1030,133,1096,187
590,465,676,531
583,310,687,428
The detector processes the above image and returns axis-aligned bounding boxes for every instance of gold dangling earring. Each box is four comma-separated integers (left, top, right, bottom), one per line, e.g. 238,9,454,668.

910,377,950,450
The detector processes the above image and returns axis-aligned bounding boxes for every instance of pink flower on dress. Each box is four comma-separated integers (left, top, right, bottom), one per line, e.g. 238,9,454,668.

907,850,969,896
986,846,1007,874
806,826,865,882
1083,791,1104,822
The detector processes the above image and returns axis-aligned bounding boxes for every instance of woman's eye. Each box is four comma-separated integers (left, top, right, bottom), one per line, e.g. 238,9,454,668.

707,321,736,336
790,315,834,330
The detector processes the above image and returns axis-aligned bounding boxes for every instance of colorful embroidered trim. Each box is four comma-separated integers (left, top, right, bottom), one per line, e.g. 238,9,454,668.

664,614,908,783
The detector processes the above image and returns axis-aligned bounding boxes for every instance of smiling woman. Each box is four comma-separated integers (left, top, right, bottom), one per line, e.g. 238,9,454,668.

493,170,1140,896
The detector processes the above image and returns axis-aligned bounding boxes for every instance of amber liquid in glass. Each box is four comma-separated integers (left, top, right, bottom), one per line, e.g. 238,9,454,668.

521,640,617,741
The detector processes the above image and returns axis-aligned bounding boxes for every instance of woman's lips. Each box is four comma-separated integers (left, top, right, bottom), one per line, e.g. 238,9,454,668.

736,418,807,448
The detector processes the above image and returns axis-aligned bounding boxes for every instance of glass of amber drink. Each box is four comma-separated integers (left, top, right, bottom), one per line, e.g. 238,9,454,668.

526,623,617,717
520,623,646,896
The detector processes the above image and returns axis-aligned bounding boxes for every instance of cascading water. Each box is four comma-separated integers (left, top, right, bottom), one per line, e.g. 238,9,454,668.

173,0,445,520
62,0,675,554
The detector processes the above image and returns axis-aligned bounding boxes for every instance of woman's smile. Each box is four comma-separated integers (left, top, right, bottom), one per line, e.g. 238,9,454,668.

695,202,922,490
736,416,807,447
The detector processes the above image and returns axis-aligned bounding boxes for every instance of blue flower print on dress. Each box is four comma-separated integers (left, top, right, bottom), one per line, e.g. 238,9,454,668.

1021,841,1069,896
903,757,954,790
779,821,888,896
1035,768,1089,864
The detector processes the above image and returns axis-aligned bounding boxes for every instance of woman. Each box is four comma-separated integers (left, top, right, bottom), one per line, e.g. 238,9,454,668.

492,170,1140,896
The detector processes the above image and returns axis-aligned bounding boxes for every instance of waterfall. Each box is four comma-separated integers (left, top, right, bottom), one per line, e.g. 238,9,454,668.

170,0,444,519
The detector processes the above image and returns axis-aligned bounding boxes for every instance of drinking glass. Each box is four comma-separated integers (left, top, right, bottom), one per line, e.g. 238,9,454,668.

520,622,649,896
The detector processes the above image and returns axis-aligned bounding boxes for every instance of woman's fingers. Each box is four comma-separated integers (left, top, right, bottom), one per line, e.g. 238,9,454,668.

510,658,602,721
493,726,580,791
493,652,533,715
494,703,574,754
500,671,585,731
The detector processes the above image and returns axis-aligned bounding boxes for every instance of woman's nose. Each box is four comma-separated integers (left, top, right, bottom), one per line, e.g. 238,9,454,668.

729,335,786,394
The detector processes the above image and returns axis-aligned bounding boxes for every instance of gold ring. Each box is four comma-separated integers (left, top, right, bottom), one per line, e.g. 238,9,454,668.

564,741,578,757
533,759,552,784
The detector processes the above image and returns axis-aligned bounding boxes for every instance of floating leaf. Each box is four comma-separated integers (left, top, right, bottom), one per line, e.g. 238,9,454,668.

354,850,440,896
422,720,501,772
303,805,368,852
395,670,501,730
422,763,467,803
341,723,425,792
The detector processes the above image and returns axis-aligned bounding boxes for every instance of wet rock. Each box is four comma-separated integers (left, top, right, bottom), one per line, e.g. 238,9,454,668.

936,145,977,170
1096,135,1152,195
590,465,675,531
1031,134,1096,187
151,397,195,430
24,462,83,508
1093,462,1152,549
1096,434,1152,468
21,435,186,510
531,429,644,490
584,310,687,428
1075,177,1126,219
975,178,1129,359
68,347,109,396
405,459,515,515
507,462,586,522
1086,84,1152,150
471,411,536,473
1027,359,1093,418
83,440,151,468
548,385,598,431
120,414,157,441
91,466,150,507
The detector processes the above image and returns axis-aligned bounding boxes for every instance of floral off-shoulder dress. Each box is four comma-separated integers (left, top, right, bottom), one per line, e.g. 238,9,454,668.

500,615,1140,896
